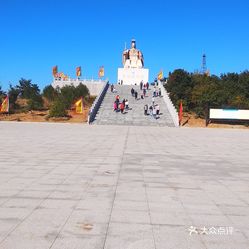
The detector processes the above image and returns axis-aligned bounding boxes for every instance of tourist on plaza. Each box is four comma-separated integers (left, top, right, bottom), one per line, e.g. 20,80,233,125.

144,104,148,115
131,88,135,96
159,88,161,97
120,102,125,114
134,91,138,100
111,84,114,92
125,99,129,109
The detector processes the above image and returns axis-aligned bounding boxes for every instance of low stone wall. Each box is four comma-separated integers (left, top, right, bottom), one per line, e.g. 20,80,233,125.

158,81,179,127
51,79,106,96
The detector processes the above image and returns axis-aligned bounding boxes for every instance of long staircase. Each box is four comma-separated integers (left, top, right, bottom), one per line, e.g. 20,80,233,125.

92,84,176,127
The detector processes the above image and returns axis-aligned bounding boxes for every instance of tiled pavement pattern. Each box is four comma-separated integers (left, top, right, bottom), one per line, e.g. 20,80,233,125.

0,122,249,249
93,85,175,127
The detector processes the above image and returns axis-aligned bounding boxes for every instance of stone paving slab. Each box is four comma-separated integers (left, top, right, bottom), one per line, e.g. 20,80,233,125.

0,122,249,249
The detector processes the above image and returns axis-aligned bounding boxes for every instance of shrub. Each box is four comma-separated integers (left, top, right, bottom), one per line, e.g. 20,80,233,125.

49,99,67,118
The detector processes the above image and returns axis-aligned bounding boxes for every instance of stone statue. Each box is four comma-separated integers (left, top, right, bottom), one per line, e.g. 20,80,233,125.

122,39,144,69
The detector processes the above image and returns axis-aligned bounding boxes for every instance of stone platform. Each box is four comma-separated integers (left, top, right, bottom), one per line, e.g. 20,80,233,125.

0,122,249,249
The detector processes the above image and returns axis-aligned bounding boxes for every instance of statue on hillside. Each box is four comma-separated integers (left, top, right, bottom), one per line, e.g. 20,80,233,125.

122,39,144,69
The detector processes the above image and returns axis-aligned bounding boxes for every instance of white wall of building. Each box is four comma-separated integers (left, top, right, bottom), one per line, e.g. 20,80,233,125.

51,79,106,96
117,68,149,85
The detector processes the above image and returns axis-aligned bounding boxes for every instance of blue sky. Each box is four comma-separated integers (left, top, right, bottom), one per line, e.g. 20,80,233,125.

0,0,249,91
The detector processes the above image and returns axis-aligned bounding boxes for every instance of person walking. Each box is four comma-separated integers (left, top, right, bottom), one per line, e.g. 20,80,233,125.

153,106,157,119
111,84,114,92
143,88,146,97
149,105,153,116
120,102,125,114
113,101,117,111
140,81,143,90
156,104,160,118
146,82,149,90
159,88,161,97
144,104,148,115
125,99,129,109
152,97,155,106
115,96,119,110
134,91,138,100
131,88,134,96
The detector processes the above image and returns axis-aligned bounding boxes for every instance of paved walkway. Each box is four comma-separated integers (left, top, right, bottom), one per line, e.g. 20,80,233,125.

0,122,249,249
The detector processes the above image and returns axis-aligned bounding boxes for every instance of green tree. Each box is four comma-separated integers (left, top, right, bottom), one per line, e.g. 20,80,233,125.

0,85,6,95
59,83,89,109
165,69,193,111
8,85,20,110
43,85,58,102
17,78,43,110
60,85,76,109
75,83,90,99
191,75,223,117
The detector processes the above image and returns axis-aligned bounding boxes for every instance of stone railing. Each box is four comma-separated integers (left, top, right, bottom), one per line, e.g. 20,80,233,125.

88,81,109,124
158,81,179,127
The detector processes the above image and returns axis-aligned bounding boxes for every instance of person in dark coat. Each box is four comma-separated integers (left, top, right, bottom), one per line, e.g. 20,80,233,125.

134,91,138,100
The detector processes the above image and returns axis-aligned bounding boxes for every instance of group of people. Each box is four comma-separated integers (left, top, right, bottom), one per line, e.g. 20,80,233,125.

131,85,148,100
153,86,162,97
144,103,160,119
140,81,149,91
110,82,161,119
113,95,129,114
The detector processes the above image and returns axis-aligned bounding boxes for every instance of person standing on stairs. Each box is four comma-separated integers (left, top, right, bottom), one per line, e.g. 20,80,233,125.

140,81,143,90
146,82,149,90
153,106,157,119
156,104,160,119
131,88,135,96
125,99,129,109
144,104,148,115
143,88,146,97
152,96,155,106
120,102,125,114
134,91,138,100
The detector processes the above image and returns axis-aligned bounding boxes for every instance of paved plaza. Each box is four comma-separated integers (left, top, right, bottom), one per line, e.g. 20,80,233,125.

0,122,249,249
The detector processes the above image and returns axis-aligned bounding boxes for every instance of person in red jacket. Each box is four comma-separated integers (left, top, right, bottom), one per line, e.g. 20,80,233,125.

120,102,125,114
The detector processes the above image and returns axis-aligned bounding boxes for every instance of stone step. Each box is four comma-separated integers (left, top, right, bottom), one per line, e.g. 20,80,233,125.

93,84,175,127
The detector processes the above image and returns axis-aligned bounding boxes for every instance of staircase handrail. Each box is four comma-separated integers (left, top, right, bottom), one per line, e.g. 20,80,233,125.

88,81,109,124
158,81,179,127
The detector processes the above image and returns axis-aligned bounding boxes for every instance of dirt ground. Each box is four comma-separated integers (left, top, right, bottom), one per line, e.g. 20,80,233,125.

0,108,89,123
182,113,249,129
